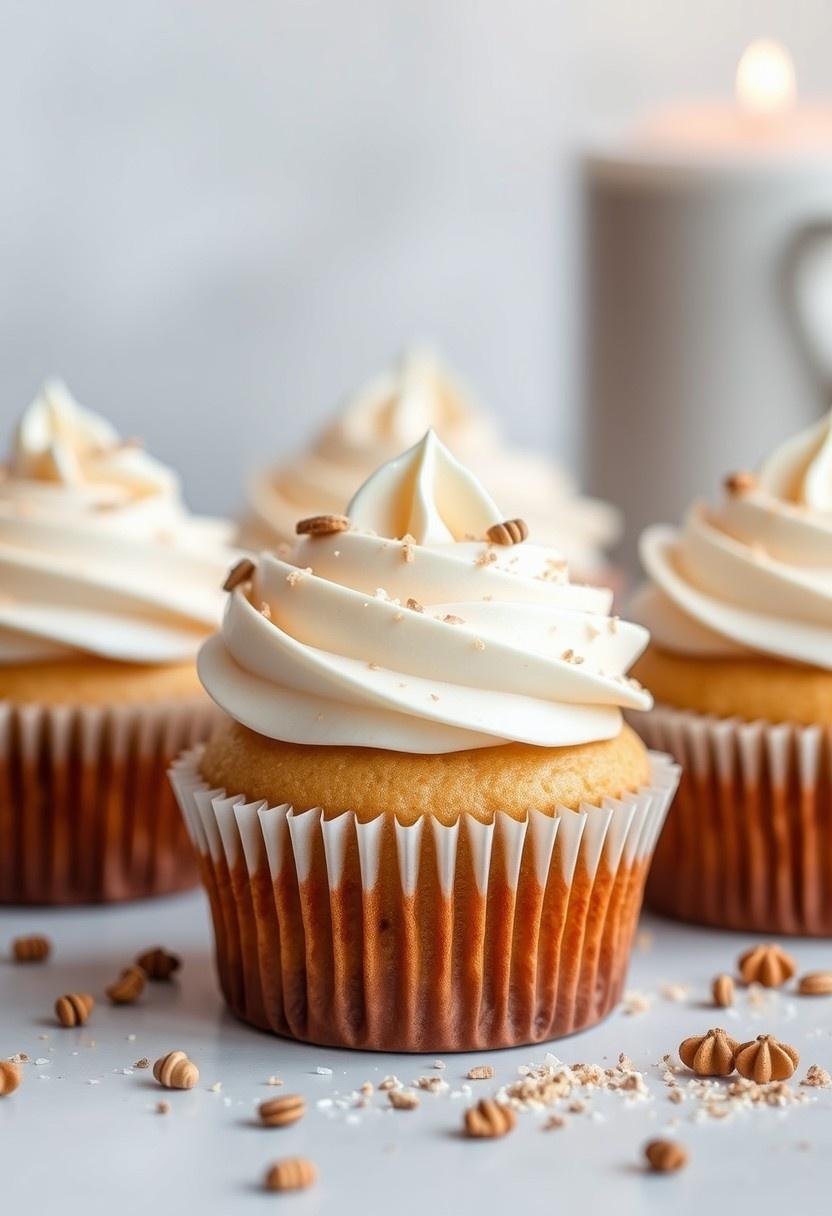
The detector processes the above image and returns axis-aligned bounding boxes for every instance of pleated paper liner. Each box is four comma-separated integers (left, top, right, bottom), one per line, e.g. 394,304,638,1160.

170,746,679,1052
0,698,218,905
635,704,832,936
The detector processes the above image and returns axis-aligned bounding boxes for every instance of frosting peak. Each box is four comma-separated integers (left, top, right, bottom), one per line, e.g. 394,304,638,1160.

240,348,621,574
634,411,832,669
201,439,651,754
0,381,234,666
348,430,502,545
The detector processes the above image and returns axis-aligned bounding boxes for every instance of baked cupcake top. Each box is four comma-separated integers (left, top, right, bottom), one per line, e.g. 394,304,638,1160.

204,431,651,753
241,349,621,575
0,381,234,665
634,412,832,669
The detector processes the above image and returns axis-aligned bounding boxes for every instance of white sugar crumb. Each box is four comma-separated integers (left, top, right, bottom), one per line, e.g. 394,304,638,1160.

260,602,272,620
378,1075,401,1091
266,1076,283,1087
433,1060,446,1070
209,1081,222,1093
286,567,313,588
586,623,600,641
622,990,652,1015
34,1058,50,1066
315,1066,333,1076
659,983,689,1003
393,612,405,623
475,547,497,567
608,616,619,634
473,638,486,651
126,1034,137,1042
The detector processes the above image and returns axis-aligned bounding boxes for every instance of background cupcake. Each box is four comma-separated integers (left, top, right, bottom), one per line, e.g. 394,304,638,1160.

240,348,621,582
172,431,677,1051
631,411,832,935
0,381,235,903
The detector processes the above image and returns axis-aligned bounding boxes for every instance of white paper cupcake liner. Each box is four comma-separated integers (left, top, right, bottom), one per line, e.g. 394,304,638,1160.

635,704,832,935
170,745,678,1051
0,697,218,904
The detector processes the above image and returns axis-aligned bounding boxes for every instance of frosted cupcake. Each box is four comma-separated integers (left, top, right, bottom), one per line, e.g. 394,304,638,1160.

631,412,832,935
241,348,621,580
172,431,677,1051
0,381,235,903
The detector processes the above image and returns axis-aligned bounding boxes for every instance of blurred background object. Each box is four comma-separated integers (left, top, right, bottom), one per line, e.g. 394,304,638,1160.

0,0,831,552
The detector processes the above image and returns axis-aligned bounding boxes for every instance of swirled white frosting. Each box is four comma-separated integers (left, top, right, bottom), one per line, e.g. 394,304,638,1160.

0,381,234,665
242,349,620,574
633,411,832,668
202,431,651,753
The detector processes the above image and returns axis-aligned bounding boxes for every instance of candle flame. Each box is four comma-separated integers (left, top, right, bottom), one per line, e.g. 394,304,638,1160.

735,39,796,117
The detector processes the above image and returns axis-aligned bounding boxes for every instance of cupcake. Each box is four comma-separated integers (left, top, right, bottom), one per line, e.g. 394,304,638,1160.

0,381,235,903
631,412,832,935
172,430,677,1051
240,348,621,582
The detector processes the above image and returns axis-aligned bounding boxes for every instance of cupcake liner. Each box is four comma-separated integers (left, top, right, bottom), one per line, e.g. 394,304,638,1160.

635,705,832,936
170,746,679,1051
0,697,218,905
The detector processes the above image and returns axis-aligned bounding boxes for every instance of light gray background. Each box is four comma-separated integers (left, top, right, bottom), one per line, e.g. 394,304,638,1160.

0,1,831,517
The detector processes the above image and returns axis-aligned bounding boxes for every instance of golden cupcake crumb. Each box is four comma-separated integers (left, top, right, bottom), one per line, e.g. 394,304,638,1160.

388,1089,420,1110
644,1139,688,1173
467,1065,495,1081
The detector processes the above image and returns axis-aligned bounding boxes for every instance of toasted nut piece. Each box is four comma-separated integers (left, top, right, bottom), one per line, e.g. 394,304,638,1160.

464,1098,517,1138
388,1089,420,1110
12,935,50,963
678,1028,738,1077
106,966,146,1005
797,971,832,996
222,557,255,592
258,1094,305,1127
136,947,181,981
711,974,735,1008
55,993,94,1027
644,1139,688,1173
295,514,350,537
467,1065,496,1081
264,1158,317,1192
153,1051,199,1090
724,471,756,496
487,518,529,546
0,1061,21,1096
738,943,796,988
735,1034,799,1083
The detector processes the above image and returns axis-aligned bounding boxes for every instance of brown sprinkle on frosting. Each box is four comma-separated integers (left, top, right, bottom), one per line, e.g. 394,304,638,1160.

724,470,756,496
738,943,796,988
295,513,350,536
264,1158,317,1193
487,518,528,546
442,614,465,625
222,557,255,592
644,1139,688,1174
406,597,424,613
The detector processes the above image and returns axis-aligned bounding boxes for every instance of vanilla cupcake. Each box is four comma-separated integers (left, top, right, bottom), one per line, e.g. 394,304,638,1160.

172,431,677,1051
631,412,832,935
241,348,621,580
0,381,234,903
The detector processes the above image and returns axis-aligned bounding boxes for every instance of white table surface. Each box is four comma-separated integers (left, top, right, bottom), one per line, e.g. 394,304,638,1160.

1,892,829,1215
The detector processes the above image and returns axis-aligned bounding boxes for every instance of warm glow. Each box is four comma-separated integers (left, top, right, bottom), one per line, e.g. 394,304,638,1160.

735,39,797,117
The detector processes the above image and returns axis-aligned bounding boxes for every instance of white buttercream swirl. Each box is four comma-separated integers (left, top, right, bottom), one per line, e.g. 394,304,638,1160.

0,381,234,665
241,349,621,574
202,432,651,754
634,411,832,668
